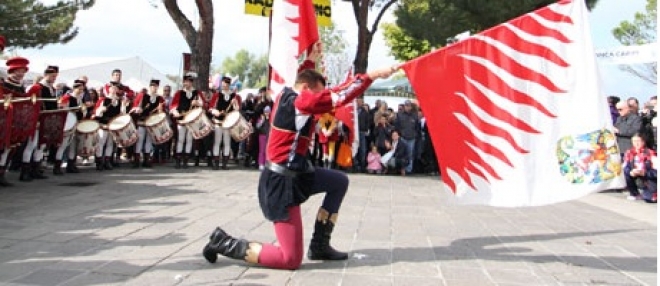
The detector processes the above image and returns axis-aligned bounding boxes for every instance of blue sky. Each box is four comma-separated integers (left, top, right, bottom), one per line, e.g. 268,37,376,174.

12,0,657,102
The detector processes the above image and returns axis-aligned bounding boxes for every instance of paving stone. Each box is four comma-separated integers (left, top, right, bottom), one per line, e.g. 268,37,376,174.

10,268,83,286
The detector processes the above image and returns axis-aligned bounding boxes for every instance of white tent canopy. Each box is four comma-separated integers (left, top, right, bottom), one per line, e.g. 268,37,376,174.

56,56,176,91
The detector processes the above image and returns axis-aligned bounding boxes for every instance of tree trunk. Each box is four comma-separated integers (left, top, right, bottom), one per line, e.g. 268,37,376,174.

354,29,372,74
163,0,214,92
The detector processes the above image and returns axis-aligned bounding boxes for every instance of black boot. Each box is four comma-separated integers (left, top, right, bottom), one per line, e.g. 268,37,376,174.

66,159,80,173
31,162,48,179
175,154,182,169
221,156,228,170
142,154,152,168
206,156,213,169
212,156,220,170
132,154,141,168
95,157,103,171
19,163,32,182
194,155,200,167
202,227,261,264
182,155,189,169
103,157,113,170
53,160,64,175
0,167,13,187
307,208,348,260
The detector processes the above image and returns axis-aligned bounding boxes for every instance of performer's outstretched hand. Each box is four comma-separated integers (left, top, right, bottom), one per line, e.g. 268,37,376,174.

367,65,400,80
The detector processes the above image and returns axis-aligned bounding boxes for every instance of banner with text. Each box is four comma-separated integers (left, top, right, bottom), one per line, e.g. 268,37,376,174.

245,0,331,26
595,43,657,65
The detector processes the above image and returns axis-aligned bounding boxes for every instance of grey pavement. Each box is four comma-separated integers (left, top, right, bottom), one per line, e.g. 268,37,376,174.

0,163,656,286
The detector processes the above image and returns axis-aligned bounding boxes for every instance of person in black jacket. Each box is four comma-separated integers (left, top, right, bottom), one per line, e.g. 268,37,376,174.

384,130,409,176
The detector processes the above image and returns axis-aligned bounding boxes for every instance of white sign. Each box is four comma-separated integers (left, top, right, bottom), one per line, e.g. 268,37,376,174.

595,43,657,65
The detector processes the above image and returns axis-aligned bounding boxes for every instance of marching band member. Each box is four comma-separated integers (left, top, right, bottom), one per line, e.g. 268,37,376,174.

0,56,29,187
209,76,239,170
104,69,134,166
131,79,164,168
202,50,398,270
170,73,205,169
54,79,86,175
21,65,60,181
94,84,130,171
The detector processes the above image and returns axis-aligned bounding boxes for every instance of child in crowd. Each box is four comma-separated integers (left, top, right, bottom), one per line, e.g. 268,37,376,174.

366,145,383,174
256,106,271,170
623,133,657,203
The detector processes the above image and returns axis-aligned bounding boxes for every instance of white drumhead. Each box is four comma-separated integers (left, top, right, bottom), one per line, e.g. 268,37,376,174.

64,112,77,130
222,111,240,128
109,115,131,130
181,108,201,124
145,113,165,126
76,120,99,133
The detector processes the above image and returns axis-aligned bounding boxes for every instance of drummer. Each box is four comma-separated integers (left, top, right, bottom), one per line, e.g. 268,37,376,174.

209,76,239,170
131,79,164,168
170,73,205,169
22,65,60,181
54,79,86,175
93,83,131,171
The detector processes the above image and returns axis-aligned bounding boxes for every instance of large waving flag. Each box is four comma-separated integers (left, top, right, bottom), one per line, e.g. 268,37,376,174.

402,0,625,206
268,0,319,100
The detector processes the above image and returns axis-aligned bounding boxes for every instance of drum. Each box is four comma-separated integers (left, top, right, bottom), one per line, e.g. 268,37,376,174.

179,108,212,139
144,112,173,145
62,112,78,146
108,114,138,147
76,120,100,157
222,111,253,142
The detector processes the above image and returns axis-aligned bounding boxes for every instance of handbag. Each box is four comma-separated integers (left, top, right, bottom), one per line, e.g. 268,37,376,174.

336,142,353,168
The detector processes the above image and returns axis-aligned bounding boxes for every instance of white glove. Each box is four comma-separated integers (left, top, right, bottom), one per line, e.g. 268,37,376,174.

211,109,220,117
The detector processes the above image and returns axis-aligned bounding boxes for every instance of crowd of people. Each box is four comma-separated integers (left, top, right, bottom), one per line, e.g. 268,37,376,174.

608,95,658,203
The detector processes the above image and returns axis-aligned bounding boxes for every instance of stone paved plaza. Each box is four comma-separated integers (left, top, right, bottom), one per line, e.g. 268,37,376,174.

0,164,656,285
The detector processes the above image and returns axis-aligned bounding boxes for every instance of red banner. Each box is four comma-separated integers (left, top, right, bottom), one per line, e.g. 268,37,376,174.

10,100,40,145
0,106,12,149
38,110,68,146
182,53,192,75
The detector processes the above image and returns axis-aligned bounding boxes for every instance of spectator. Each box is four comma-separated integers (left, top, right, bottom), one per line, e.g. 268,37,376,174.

640,96,657,150
394,100,420,174
366,145,383,174
614,101,642,157
607,95,620,125
354,97,371,173
373,115,393,155
256,106,271,170
627,97,640,114
383,130,409,176
623,133,657,202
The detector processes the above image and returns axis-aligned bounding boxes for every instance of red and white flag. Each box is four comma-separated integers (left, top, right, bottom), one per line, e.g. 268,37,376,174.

402,0,625,206
268,0,319,100
333,67,358,155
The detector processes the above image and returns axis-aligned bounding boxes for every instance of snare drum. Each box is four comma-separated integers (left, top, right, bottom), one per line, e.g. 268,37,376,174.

76,120,100,157
179,108,212,139
144,112,173,144
222,111,253,142
108,114,138,147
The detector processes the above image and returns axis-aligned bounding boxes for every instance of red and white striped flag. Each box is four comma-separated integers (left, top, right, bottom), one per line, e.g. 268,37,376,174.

402,0,625,206
268,0,319,100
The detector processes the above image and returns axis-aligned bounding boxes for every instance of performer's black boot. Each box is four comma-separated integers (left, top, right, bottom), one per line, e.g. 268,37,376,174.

53,160,64,175
206,156,213,169
175,154,182,169
182,155,189,169
31,162,47,179
95,157,103,171
212,156,220,170
66,159,80,173
19,163,32,182
308,207,348,260
103,157,113,170
202,227,261,264
0,167,13,187
142,154,152,168
132,154,141,168
221,156,228,170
